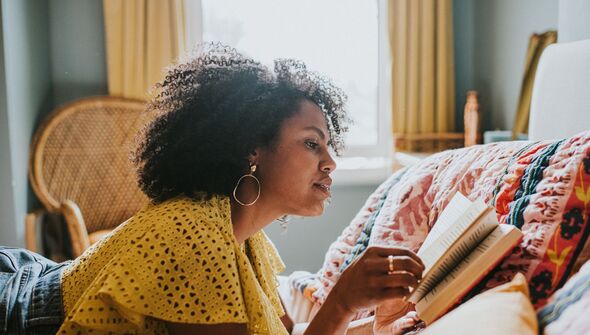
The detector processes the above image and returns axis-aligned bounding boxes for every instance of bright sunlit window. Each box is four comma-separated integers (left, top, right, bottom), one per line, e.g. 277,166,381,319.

188,0,392,183
202,0,390,147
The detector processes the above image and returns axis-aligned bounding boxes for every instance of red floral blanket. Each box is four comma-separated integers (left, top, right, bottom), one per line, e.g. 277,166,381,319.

295,130,590,316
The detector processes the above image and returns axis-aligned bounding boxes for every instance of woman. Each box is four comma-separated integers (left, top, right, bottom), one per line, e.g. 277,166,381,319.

1,44,423,335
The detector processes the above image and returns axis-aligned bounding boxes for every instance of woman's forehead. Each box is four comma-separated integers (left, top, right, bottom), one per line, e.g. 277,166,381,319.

288,100,329,133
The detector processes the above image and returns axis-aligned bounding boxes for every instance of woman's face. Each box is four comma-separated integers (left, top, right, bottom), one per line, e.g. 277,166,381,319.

255,100,337,217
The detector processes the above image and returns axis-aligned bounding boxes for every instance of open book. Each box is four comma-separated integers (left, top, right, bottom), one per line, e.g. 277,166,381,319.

408,192,523,325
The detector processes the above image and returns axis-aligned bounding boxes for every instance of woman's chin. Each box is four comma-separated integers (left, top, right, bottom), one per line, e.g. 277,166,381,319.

284,197,330,217
301,203,326,217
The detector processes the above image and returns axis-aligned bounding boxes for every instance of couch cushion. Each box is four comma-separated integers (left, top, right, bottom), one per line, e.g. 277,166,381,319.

538,259,590,334
421,273,537,335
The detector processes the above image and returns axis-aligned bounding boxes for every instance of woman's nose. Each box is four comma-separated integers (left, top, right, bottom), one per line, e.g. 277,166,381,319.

321,152,337,173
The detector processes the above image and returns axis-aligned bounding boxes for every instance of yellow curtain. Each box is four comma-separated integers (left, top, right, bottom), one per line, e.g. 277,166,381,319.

389,0,455,144
512,31,557,138
103,0,186,100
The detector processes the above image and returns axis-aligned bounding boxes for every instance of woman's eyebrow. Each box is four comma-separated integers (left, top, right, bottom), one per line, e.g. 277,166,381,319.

303,126,326,140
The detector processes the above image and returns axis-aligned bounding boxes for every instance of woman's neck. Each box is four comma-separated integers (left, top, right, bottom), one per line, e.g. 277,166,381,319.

229,197,282,244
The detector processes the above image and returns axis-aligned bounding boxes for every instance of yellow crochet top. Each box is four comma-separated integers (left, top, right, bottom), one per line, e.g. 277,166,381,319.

57,196,287,335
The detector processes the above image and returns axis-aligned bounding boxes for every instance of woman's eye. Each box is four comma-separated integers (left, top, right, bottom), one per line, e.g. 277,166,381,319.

305,140,319,150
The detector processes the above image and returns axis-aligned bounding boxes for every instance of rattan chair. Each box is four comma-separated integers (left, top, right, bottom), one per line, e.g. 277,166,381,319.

25,96,152,258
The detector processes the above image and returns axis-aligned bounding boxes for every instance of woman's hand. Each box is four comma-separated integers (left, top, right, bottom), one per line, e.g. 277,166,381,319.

304,247,423,335
374,301,421,335
330,246,424,315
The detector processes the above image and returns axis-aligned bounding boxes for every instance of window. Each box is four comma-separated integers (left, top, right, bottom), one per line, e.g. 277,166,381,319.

189,0,392,184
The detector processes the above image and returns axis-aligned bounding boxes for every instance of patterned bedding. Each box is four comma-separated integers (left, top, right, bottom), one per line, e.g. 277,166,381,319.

290,130,590,319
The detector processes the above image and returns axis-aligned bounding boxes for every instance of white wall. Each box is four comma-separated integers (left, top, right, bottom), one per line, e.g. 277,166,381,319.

475,0,558,130
49,0,107,106
454,0,558,131
0,0,52,246
453,0,475,131
0,4,16,245
0,0,107,246
558,0,590,43
265,184,379,273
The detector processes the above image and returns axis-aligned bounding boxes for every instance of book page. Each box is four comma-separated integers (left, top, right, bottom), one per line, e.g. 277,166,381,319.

415,224,522,324
409,200,495,303
419,192,472,252
415,211,498,301
417,199,489,271
425,209,498,277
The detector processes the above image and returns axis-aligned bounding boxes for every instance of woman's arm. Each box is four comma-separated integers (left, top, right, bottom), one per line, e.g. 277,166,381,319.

279,293,295,333
303,291,356,334
304,246,424,335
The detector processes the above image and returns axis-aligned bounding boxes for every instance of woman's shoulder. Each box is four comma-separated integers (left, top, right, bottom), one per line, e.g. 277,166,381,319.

131,194,235,246
142,194,231,219
62,195,235,306
131,195,230,230
60,195,246,328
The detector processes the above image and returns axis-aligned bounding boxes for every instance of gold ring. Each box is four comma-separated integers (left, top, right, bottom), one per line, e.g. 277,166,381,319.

387,255,395,275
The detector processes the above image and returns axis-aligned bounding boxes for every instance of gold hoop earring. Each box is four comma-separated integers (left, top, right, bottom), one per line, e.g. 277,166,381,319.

232,164,260,206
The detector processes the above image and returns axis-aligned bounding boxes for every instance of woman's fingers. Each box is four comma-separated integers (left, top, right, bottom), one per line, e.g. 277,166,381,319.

391,312,422,335
364,256,424,278
378,271,420,290
333,245,425,313
366,245,425,270
380,286,411,300
406,311,421,322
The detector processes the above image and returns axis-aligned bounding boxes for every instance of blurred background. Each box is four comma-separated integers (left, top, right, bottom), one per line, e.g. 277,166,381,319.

0,0,587,273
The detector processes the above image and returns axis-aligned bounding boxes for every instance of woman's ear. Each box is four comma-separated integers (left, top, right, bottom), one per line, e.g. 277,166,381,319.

247,149,260,166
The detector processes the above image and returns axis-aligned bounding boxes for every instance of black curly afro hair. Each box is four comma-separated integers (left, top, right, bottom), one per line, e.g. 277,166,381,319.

133,43,350,203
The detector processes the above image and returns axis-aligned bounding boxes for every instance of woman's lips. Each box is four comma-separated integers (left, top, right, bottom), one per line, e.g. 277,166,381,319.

313,183,331,196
